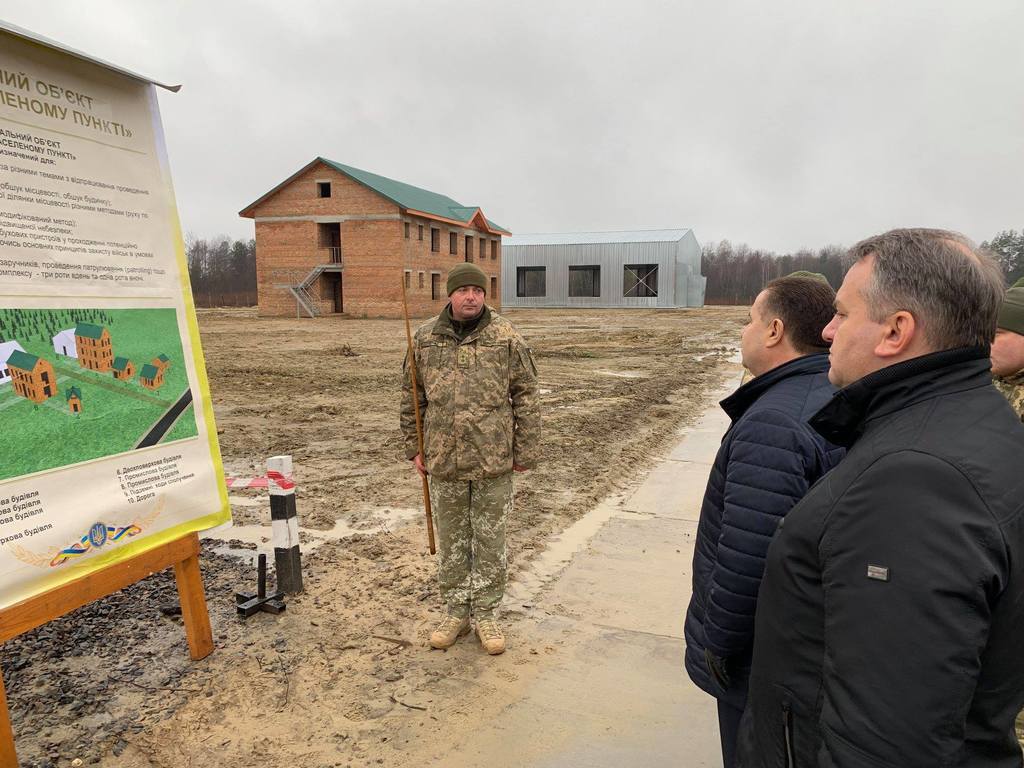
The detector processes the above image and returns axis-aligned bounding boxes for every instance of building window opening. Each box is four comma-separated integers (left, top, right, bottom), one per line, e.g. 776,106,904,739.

317,181,331,198
450,232,458,255
465,236,474,262
404,222,410,239
569,265,601,297
624,264,658,297
418,225,424,241
431,229,440,252
431,273,441,300
491,240,497,260
418,271,425,288
490,276,497,300
516,266,546,297
318,222,342,262
405,271,411,289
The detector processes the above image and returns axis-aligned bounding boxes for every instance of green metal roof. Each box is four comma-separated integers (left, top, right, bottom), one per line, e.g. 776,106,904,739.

66,386,82,400
318,158,509,233
112,356,130,371
140,363,159,379
6,349,40,370
76,323,106,340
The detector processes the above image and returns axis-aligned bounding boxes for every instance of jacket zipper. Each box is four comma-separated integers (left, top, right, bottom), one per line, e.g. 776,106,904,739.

782,702,795,768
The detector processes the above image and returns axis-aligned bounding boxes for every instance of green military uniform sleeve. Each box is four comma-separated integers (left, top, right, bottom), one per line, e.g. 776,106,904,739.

400,335,428,460
994,371,1024,423
509,337,541,469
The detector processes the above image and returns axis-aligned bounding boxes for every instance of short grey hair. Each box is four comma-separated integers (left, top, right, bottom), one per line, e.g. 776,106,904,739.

847,228,1005,349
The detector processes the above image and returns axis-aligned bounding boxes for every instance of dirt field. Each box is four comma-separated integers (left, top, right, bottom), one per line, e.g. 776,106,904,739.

4,306,747,767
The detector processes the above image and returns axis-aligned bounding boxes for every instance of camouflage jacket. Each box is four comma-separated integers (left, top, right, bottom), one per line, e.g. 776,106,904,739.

401,306,541,480
994,370,1024,423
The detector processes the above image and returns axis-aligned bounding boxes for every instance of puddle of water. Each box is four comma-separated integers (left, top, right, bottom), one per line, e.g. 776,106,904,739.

227,494,265,508
203,506,423,563
594,369,645,379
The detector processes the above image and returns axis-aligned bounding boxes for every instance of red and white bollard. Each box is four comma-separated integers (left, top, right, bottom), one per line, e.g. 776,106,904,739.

267,455,303,594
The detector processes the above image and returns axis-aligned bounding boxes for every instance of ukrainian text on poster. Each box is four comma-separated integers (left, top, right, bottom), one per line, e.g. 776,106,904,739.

0,32,229,609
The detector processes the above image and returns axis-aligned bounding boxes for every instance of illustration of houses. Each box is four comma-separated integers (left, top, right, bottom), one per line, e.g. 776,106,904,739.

66,386,83,414
152,353,170,372
112,357,135,381
75,323,113,372
139,362,164,390
7,350,57,403
52,328,78,359
0,340,26,385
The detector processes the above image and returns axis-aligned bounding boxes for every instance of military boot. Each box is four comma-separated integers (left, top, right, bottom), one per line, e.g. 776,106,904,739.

429,613,470,649
475,617,506,655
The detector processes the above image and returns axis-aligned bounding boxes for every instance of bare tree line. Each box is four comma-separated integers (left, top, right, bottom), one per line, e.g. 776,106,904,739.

185,234,257,307
182,227,1024,309
702,229,1024,305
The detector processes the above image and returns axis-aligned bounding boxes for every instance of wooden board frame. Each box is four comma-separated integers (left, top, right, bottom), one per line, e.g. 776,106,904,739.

0,531,214,765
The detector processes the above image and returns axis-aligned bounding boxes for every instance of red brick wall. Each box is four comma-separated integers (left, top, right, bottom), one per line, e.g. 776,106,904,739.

249,163,395,218
399,213,502,319
248,160,503,319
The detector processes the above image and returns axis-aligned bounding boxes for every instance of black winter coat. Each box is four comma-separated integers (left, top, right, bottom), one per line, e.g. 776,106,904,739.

684,354,844,710
736,348,1024,768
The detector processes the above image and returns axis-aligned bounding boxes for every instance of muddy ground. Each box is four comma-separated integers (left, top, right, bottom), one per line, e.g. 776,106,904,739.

8,306,1016,767
3,306,746,767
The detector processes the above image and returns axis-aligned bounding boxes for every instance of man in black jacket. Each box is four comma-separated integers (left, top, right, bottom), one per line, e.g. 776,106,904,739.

737,229,1024,767
684,276,845,768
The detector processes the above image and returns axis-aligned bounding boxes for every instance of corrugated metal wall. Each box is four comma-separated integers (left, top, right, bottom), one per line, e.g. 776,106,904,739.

502,234,705,308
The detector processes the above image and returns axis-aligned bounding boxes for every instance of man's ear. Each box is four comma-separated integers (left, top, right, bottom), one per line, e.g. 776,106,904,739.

764,317,785,349
874,310,917,359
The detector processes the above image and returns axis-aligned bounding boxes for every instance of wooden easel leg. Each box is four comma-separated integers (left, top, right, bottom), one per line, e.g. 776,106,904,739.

0,669,16,768
174,532,214,661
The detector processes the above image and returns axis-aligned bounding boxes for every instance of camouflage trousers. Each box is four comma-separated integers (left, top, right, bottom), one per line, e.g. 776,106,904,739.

430,472,512,619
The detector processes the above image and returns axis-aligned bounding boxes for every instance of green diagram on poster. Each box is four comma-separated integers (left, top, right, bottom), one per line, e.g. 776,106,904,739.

0,308,198,482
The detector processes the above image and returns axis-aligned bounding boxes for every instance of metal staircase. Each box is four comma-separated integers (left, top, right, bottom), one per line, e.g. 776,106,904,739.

282,248,343,318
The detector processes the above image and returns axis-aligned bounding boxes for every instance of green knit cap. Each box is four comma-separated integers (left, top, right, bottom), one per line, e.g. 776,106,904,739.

785,270,830,284
447,263,487,296
997,287,1024,335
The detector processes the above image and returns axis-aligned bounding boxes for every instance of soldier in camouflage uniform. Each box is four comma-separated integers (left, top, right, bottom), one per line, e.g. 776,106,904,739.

401,263,540,655
992,286,1024,422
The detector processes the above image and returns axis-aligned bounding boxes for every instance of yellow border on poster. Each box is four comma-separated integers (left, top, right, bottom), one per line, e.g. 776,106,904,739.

0,36,231,608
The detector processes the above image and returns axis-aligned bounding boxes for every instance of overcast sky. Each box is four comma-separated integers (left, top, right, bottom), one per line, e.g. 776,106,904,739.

5,1,1023,252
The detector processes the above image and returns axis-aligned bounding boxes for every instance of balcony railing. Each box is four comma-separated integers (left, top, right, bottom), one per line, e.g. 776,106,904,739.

323,246,342,264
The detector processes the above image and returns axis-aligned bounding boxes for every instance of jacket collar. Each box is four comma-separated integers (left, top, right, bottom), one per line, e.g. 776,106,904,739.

720,353,831,421
996,369,1024,387
432,304,491,342
809,346,992,449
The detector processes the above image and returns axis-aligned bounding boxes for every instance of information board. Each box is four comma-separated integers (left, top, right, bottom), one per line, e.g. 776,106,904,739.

0,28,229,609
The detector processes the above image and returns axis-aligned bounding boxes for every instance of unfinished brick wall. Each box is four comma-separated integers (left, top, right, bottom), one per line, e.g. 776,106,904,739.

246,160,503,319
399,213,502,318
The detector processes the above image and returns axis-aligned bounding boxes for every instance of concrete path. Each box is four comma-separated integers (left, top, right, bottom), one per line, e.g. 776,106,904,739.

425,373,738,768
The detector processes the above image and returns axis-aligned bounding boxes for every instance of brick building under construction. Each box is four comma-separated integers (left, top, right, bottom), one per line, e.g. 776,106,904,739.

239,159,509,318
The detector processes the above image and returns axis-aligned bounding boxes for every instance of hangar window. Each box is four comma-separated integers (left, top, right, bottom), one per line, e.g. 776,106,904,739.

624,264,658,298
569,265,600,297
516,267,546,297
317,181,331,198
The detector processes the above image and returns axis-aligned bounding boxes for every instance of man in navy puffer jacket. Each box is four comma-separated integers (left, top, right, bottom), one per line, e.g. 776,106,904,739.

684,275,845,768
